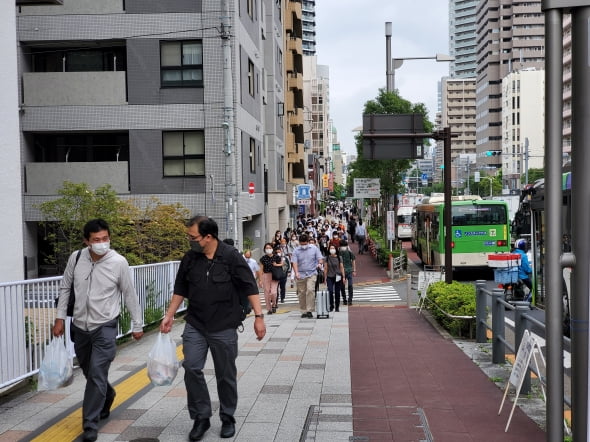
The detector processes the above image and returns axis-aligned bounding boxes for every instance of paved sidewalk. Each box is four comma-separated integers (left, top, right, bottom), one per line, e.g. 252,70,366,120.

0,248,546,441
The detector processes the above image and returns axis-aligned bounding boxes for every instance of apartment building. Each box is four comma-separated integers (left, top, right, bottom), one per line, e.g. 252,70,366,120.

284,0,306,216
449,0,478,78
303,57,331,215
474,0,545,169
16,0,286,278
301,0,316,56
435,78,476,187
501,68,544,190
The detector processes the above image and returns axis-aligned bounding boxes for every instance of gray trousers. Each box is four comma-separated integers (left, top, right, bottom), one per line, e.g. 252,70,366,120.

182,323,238,421
71,318,118,431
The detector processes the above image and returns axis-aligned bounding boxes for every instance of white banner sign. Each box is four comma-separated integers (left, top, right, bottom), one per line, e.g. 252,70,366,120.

353,178,381,199
387,211,396,240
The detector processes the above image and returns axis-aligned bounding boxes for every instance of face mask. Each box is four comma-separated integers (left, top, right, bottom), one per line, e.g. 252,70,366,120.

300,244,308,250
91,241,110,256
340,247,348,252
265,249,273,255
190,241,204,253
276,253,282,257
329,249,336,255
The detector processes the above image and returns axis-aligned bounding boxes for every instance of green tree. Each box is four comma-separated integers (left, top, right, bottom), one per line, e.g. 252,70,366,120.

37,182,190,273
331,183,346,201
522,168,544,185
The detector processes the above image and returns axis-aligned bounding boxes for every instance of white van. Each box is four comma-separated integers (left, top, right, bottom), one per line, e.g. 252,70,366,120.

397,206,414,240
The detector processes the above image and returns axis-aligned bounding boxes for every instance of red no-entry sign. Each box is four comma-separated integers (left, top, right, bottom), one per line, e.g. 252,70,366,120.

248,182,255,194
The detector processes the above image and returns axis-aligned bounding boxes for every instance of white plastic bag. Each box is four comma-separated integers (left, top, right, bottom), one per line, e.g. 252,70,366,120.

147,332,179,386
38,336,74,391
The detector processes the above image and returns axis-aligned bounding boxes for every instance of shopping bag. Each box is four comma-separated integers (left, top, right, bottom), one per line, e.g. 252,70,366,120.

147,332,179,386
38,336,74,391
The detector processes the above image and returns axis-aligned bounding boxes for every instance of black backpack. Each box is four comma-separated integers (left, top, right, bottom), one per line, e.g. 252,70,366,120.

54,249,82,316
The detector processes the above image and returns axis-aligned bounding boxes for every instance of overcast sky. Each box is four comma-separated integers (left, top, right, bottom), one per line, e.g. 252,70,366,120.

314,1,451,155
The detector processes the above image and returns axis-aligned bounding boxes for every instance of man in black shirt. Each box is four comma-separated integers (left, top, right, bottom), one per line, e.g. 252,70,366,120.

160,216,265,440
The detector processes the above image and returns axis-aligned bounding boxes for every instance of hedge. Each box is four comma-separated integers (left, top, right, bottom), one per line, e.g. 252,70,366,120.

425,281,476,337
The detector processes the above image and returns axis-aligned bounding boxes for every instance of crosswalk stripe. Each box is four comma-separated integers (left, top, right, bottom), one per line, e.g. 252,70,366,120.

257,283,401,305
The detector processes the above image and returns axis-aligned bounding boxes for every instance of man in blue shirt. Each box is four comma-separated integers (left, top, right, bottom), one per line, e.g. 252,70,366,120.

291,233,324,318
514,239,532,301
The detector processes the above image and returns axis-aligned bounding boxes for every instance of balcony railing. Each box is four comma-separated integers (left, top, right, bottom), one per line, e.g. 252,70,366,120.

23,71,126,106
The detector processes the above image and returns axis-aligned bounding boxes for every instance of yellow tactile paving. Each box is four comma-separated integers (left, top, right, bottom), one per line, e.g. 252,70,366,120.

31,344,184,441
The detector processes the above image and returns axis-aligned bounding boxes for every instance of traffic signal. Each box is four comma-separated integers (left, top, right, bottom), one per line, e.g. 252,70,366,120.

486,150,501,156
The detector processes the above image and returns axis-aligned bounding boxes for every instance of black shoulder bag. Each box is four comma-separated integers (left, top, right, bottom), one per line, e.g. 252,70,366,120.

54,249,82,316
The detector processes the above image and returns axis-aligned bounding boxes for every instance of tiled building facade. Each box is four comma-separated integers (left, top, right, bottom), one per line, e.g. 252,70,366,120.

16,0,286,277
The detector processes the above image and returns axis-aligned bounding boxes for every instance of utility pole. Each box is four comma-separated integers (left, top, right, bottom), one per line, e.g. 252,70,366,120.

221,0,238,246
385,22,392,92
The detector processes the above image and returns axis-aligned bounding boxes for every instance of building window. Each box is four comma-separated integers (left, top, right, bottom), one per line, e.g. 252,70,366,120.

247,0,254,19
161,41,203,87
249,137,256,173
248,59,255,97
163,131,205,176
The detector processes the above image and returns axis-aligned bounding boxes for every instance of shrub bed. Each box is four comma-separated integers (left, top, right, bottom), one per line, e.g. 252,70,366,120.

425,281,475,337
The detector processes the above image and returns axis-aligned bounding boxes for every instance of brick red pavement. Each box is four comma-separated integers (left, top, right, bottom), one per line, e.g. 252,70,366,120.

348,240,391,284
349,307,546,441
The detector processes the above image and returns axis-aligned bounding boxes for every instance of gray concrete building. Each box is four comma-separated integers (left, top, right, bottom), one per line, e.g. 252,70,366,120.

449,0,478,78
16,0,285,277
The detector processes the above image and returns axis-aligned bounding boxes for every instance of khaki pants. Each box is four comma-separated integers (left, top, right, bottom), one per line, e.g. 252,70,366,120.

296,274,317,312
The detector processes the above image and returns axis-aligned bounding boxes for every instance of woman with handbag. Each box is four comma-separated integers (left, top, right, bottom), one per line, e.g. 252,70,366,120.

260,243,282,314
325,245,345,312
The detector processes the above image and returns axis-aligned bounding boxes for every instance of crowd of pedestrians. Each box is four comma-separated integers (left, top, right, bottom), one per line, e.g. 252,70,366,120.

242,205,366,318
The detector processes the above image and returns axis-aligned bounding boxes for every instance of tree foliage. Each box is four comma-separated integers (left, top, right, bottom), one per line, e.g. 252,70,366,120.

37,182,190,273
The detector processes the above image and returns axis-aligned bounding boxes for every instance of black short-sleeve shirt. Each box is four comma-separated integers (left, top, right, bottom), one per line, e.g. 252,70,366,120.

174,241,258,332
260,254,281,273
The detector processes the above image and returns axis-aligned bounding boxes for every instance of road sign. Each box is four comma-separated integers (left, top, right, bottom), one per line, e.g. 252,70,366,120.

297,199,311,205
297,185,311,200
353,178,380,198
248,182,255,199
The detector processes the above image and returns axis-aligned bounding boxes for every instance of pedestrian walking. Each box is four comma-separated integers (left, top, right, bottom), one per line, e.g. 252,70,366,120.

291,233,324,318
52,218,144,442
243,249,261,284
160,216,266,441
260,242,281,314
325,245,345,312
339,240,356,305
275,244,290,303
355,219,367,255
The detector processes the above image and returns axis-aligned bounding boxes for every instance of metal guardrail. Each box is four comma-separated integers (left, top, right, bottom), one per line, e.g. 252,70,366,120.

0,261,184,390
474,280,571,408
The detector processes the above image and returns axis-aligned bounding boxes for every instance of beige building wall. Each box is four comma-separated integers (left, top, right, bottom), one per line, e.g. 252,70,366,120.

440,78,477,186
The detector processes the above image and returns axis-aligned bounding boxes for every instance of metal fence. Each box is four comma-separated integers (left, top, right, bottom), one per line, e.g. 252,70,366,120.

474,280,571,407
0,261,182,390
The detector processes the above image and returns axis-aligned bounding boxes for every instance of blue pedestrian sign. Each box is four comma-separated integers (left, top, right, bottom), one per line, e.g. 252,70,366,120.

297,185,311,200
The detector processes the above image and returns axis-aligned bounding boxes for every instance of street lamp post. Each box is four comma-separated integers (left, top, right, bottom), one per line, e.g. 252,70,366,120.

482,176,493,197
391,54,455,92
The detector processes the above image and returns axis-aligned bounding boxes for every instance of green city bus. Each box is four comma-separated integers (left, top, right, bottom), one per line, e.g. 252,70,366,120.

414,195,511,268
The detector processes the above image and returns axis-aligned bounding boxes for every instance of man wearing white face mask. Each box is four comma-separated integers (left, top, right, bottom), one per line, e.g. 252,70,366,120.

52,218,144,442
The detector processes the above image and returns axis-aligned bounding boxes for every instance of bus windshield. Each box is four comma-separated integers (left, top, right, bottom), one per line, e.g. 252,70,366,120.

397,214,412,224
451,204,507,226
